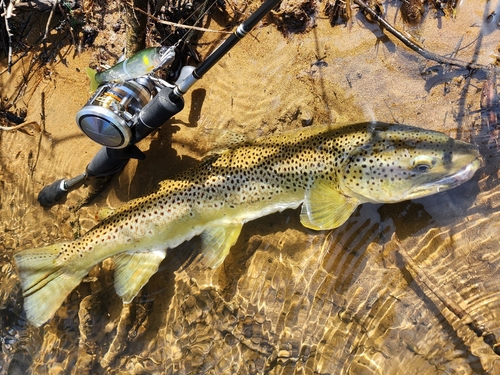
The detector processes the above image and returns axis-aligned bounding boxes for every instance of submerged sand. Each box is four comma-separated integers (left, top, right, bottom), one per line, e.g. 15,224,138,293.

1,0,500,373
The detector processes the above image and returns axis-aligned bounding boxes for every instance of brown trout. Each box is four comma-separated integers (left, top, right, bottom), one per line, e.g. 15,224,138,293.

14,122,482,327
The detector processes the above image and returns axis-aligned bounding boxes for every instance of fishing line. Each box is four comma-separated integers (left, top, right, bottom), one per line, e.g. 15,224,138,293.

37,0,282,207
163,0,219,49
122,0,231,43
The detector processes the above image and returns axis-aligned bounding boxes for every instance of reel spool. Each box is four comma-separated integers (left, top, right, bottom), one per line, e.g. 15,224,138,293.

76,79,153,149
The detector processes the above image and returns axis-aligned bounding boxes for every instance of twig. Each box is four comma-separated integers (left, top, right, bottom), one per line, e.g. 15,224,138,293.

397,246,500,356
0,1,7,53
0,13,43,76
121,0,232,34
1,0,14,73
57,1,77,51
353,0,495,73
43,0,57,41
0,120,39,131
29,92,46,178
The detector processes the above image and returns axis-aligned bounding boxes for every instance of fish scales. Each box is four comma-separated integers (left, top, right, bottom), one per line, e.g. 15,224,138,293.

14,122,482,327
62,127,340,258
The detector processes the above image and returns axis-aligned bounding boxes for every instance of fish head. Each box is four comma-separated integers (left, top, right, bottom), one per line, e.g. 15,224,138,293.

340,123,483,203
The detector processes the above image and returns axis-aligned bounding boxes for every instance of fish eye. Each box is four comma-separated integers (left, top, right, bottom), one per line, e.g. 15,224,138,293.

412,155,435,172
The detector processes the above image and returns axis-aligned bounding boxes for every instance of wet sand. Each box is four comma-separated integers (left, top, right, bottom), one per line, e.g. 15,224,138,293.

1,0,500,373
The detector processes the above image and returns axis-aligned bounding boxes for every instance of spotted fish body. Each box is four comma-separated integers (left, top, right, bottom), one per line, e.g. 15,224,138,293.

14,122,482,327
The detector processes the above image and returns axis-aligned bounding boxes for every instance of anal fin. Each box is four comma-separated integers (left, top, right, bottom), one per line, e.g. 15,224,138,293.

300,179,359,230
200,223,243,269
114,250,166,303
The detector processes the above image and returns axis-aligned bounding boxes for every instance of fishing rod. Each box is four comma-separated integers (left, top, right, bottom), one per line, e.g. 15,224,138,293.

38,0,282,207
169,0,282,101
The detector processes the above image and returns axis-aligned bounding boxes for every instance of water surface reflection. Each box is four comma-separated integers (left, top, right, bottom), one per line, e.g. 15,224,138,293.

2,0,500,374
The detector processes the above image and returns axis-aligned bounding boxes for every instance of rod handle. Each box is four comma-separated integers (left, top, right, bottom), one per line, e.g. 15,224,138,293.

37,179,68,207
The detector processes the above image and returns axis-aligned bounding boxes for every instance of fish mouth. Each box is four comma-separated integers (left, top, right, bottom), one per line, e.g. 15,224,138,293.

420,156,482,194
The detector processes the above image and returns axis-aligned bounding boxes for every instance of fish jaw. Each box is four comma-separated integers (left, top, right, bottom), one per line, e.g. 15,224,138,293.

397,138,483,201
401,155,482,200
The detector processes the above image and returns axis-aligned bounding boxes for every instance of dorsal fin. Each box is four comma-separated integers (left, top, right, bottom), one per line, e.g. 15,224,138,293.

202,128,250,154
95,207,115,222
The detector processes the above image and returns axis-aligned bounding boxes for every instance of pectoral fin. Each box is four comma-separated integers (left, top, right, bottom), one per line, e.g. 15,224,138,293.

200,223,243,269
300,179,359,230
114,250,166,303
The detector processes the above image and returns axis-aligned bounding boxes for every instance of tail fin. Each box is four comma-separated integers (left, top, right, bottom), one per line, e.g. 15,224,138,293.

14,243,88,327
86,67,99,92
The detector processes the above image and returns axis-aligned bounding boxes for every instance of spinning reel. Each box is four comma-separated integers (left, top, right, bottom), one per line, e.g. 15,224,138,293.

75,44,181,150
76,78,156,149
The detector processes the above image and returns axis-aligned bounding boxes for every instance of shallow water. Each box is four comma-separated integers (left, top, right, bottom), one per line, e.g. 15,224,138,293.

1,0,500,374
